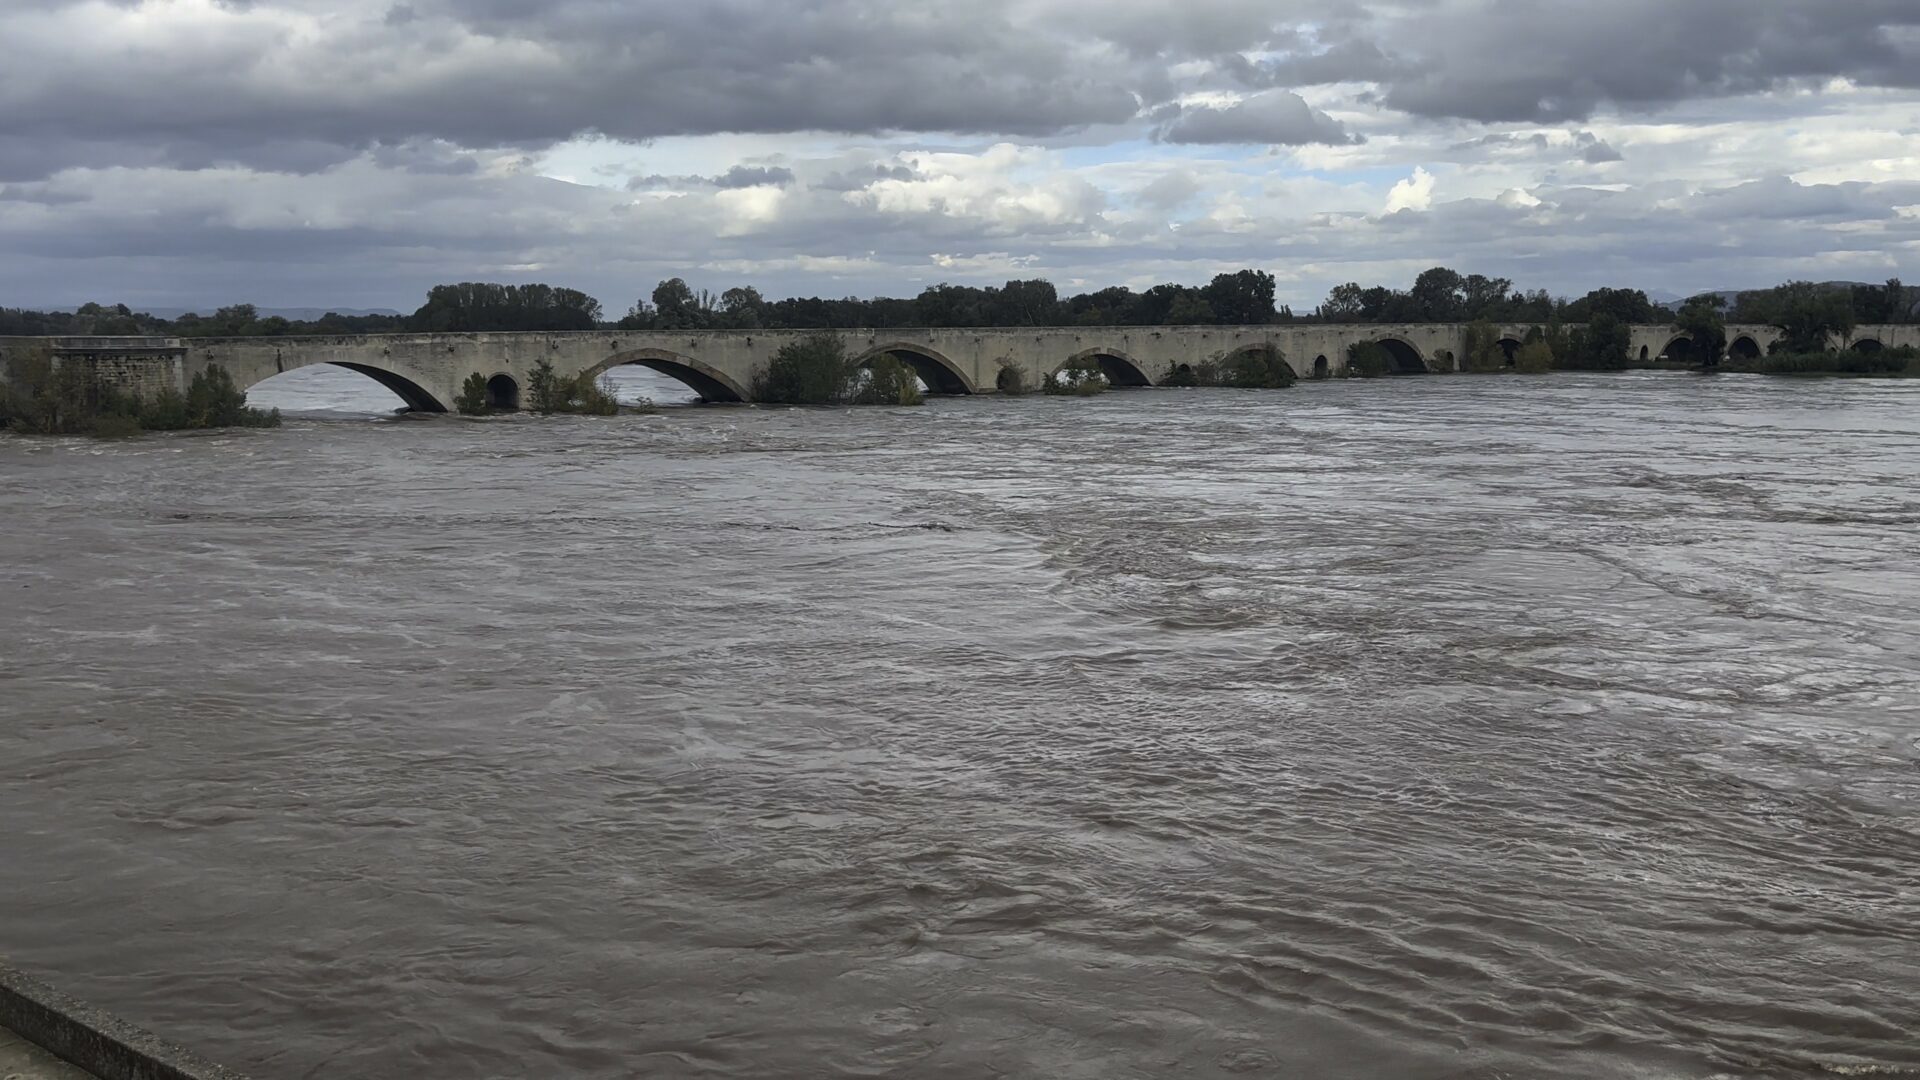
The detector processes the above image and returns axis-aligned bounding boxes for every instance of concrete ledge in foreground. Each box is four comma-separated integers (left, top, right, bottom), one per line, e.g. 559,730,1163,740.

0,960,247,1080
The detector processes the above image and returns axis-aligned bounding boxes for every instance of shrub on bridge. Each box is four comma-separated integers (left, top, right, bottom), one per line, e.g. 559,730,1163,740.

1344,342,1391,379
1047,356,1109,395
995,358,1030,396
1463,320,1505,373
455,373,490,415
751,333,857,405
568,373,622,414
527,359,568,413
1159,358,1222,387
1222,344,1297,388
1514,340,1555,374
185,365,280,428
852,356,924,406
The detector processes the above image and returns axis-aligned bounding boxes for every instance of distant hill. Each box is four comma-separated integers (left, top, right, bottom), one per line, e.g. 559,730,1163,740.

142,306,403,320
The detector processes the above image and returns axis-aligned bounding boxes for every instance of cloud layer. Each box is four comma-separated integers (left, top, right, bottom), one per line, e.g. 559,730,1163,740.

2,0,1916,308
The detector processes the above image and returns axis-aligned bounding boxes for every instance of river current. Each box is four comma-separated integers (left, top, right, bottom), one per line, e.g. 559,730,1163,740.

2,368,1917,1079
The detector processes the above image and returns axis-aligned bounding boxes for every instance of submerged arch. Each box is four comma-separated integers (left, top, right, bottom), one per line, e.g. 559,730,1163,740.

485,373,519,410
854,342,974,395
1371,337,1428,374
586,348,748,403
1063,348,1152,387
329,362,446,411
239,360,445,413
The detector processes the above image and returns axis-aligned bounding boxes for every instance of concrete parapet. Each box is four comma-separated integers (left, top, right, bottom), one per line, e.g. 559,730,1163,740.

0,960,246,1080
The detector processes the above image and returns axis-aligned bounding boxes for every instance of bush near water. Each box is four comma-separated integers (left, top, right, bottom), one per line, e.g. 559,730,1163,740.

1,345,279,436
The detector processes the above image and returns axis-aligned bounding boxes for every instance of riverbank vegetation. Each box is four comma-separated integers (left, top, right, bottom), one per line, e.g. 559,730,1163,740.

0,346,278,435
1723,346,1916,377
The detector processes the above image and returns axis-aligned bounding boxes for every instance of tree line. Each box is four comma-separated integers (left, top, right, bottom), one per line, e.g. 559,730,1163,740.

3,271,1910,339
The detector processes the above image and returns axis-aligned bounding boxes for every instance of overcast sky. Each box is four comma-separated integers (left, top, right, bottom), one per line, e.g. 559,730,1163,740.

2,0,1918,313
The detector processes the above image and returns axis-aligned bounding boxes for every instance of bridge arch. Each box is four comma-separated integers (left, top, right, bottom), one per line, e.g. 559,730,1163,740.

1062,348,1152,387
854,342,974,395
1851,338,1885,353
1312,355,1329,379
1371,337,1428,374
1729,336,1762,361
485,373,519,410
584,348,748,403
243,360,448,412
1497,337,1523,366
1661,335,1697,364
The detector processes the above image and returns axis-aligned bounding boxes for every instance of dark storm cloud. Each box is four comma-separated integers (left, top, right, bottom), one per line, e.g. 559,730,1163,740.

1156,91,1359,146
1356,0,1920,122
2,0,1916,177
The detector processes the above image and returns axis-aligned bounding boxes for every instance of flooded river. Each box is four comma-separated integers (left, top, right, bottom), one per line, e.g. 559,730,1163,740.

2,370,1917,1078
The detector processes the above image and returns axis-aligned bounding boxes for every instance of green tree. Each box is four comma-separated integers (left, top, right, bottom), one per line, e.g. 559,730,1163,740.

650,278,711,330
1047,356,1109,395
1319,282,1365,322
1221,344,1296,387
411,283,602,332
455,373,489,415
992,279,1061,326
1462,319,1503,372
1345,342,1391,378
752,333,855,404
527,359,567,413
1201,270,1277,325
1673,294,1727,366
1166,292,1214,325
851,356,923,405
1410,267,1466,321
1514,339,1554,373
718,286,766,329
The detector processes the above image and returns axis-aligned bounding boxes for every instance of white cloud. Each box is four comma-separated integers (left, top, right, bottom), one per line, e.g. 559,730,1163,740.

1383,167,1436,214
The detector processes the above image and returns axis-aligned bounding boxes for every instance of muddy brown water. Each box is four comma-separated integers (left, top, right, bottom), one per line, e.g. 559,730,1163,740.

2,369,1917,1079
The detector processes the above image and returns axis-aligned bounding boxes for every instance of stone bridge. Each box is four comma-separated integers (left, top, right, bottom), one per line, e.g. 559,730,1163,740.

8,323,1918,410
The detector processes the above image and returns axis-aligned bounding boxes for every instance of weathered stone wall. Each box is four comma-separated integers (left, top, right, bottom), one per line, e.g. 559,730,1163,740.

62,352,185,400
0,338,186,400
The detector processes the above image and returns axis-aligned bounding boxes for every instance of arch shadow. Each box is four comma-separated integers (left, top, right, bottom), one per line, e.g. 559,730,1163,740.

586,348,748,403
855,342,974,395
1372,337,1427,374
1063,348,1152,387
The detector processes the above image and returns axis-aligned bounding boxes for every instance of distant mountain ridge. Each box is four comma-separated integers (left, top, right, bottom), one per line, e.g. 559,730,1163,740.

1645,281,1901,311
